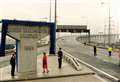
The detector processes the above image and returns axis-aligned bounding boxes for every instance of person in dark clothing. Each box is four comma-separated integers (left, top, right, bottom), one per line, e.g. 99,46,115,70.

84,42,86,45
94,46,97,56
10,53,16,76
57,48,63,69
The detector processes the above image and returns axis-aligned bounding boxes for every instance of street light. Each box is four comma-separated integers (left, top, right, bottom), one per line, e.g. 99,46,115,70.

49,0,52,22
101,1,111,46
108,4,111,46
55,0,57,27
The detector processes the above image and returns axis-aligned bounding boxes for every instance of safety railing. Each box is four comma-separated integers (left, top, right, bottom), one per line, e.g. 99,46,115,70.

63,51,82,71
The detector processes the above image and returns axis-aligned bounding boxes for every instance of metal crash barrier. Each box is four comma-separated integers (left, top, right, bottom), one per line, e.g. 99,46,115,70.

63,51,82,71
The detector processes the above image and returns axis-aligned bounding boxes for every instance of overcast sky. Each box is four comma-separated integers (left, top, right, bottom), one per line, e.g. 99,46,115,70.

0,0,120,34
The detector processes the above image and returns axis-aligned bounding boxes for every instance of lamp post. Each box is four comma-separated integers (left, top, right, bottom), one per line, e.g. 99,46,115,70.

49,0,52,22
55,0,57,27
108,5,111,46
104,25,106,46
101,2,111,46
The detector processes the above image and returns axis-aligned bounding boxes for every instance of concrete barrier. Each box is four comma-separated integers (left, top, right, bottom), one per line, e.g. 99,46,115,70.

0,55,11,63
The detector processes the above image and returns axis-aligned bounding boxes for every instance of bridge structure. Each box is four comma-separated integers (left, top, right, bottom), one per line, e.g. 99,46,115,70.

0,19,56,73
0,20,118,82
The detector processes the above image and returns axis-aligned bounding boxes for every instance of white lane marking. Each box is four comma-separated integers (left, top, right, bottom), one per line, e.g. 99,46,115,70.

63,50,119,82
94,74,110,82
77,58,120,81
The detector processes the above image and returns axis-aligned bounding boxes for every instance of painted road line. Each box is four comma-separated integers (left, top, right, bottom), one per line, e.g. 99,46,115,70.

63,50,120,82
77,58,120,82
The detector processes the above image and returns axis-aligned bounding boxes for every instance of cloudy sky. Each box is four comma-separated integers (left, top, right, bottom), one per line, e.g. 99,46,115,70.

0,0,120,34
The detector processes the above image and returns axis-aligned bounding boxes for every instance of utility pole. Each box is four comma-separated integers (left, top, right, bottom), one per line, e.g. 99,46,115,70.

101,2,111,46
108,6,111,46
55,0,57,27
49,0,52,22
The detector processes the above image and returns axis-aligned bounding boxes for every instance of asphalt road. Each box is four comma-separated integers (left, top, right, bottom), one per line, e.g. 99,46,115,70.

57,36,120,79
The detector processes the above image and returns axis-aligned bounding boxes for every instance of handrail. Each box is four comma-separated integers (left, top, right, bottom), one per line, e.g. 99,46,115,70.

63,51,82,71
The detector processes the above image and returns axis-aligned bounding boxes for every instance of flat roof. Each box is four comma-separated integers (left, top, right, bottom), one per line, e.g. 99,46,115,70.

2,19,54,26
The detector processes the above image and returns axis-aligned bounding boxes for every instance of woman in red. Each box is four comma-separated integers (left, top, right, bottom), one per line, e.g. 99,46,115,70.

42,52,49,73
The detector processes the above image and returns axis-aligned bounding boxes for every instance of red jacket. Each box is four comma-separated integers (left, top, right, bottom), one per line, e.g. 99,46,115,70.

42,55,48,69
118,50,120,58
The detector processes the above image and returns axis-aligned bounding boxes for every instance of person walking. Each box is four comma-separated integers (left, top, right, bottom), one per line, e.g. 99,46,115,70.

94,45,97,56
10,53,16,76
42,52,49,73
57,48,63,69
107,47,112,57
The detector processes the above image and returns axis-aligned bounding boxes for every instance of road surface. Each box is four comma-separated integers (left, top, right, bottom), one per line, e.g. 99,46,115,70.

57,36,120,79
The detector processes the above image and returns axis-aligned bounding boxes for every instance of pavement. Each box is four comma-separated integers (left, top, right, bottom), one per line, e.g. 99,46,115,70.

0,54,109,82
19,75,109,82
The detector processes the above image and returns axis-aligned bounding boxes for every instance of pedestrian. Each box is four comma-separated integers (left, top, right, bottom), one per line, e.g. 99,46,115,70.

118,49,120,66
57,48,63,69
107,47,112,57
84,42,86,45
10,52,16,76
42,52,49,73
94,45,97,56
